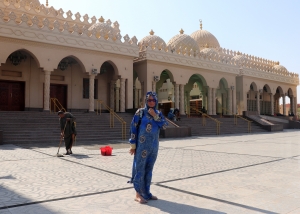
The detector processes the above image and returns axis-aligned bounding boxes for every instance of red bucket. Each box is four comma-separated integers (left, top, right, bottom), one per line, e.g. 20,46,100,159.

100,146,113,156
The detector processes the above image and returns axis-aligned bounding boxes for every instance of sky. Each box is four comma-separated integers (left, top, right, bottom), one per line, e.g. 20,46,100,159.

46,0,300,103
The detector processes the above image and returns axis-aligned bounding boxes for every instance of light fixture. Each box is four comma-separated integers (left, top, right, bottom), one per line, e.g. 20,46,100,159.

58,60,69,71
8,51,27,66
92,69,98,74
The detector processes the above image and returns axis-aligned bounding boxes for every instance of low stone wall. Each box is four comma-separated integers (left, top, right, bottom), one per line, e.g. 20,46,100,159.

160,127,191,138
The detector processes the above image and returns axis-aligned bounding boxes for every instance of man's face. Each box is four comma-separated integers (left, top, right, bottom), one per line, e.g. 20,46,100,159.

58,114,64,118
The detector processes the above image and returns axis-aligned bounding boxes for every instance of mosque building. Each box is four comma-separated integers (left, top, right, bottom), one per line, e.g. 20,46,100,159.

0,0,298,117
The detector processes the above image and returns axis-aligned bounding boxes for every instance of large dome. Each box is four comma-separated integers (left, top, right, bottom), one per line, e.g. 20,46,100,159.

138,30,166,51
88,16,120,40
167,29,199,55
190,22,220,50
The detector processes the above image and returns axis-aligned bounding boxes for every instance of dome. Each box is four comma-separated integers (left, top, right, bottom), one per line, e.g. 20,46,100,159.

88,16,120,40
190,21,220,50
167,29,199,55
138,30,166,51
273,62,287,72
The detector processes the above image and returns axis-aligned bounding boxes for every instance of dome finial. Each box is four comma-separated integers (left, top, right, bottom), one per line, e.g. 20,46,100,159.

199,19,202,30
149,29,154,35
98,16,105,23
276,61,280,65
179,28,184,34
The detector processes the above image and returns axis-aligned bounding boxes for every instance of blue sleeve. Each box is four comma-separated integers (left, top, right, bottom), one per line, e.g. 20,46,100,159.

129,110,141,145
154,111,168,129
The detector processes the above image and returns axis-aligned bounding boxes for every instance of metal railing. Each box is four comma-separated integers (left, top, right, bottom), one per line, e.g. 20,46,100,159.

189,107,221,135
95,100,127,140
49,98,66,114
221,107,252,133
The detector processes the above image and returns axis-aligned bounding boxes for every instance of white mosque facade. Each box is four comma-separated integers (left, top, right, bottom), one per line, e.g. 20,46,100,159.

0,0,299,116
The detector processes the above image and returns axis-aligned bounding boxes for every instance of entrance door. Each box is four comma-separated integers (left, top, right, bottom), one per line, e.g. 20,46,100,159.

0,81,25,111
50,84,67,110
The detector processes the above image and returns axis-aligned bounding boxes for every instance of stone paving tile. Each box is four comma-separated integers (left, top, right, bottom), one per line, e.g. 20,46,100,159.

4,185,271,214
0,144,48,161
1,130,300,214
0,157,129,207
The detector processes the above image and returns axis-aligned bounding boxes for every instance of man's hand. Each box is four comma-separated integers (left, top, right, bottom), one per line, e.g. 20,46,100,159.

66,118,70,121
129,149,135,155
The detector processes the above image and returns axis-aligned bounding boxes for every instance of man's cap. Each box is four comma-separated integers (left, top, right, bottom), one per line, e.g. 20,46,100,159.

57,111,64,115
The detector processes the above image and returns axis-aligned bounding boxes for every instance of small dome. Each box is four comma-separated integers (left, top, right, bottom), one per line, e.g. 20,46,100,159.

190,21,220,50
167,29,199,55
88,16,120,40
138,30,166,51
273,62,287,72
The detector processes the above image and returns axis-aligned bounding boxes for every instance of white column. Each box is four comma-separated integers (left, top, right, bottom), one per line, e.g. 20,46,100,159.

212,88,216,115
179,84,185,115
115,86,120,112
89,74,95,112
256,91,260,114
110,81,115,110
134,88,138,108
185,91,190,115
202,89,207,110
43,70,51,111
175,84,179,109
120,78,125,112
283,94,286,115
140,81,144,107
152,81,156,92
232,87,236,114
270,93,274,115
294,97,297,115
207,87,212,115
290,96,294,114
222,93,227,115
227,88,232,115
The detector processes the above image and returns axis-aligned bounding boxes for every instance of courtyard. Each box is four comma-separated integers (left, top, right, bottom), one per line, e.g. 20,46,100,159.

1,130,300,214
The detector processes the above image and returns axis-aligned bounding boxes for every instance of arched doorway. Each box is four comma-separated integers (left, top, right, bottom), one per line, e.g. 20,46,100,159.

186,74,207,115
247,82,258,112
0,50,40,111
156,70,174,116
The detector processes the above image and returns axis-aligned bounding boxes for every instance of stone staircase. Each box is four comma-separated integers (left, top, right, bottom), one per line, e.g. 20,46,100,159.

0,112,269,146
175,116,267,136
0,111,133,146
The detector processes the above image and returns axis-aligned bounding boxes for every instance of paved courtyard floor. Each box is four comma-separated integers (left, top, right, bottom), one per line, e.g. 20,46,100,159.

1,130,300,214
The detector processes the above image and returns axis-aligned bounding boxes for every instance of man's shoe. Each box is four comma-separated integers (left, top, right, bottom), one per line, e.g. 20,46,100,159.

64,150,71,155
70,150,73,155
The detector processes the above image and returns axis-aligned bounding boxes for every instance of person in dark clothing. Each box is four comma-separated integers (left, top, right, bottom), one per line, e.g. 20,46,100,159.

173,108,180,121
58,111,77,155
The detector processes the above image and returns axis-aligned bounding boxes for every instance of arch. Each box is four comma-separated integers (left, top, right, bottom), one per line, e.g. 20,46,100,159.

187,74,207,87
55,55,86,73
262,84,271,93
99,60,119,78
3,49,41,68
160,69,174,83
275,86,284,95
218,78,229,90
287,88,294,97
249,82,258,91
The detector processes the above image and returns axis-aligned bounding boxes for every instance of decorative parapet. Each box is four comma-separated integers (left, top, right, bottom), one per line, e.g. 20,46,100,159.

0,0,139,57
135,45,299,85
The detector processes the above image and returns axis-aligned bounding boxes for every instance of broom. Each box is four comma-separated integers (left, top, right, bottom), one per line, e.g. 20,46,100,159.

56,120,68,157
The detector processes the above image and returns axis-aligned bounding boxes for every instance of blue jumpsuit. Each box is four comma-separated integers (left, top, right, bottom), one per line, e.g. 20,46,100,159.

129,92,168,200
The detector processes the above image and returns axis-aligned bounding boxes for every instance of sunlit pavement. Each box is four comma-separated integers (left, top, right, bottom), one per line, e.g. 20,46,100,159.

1,130,300,214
